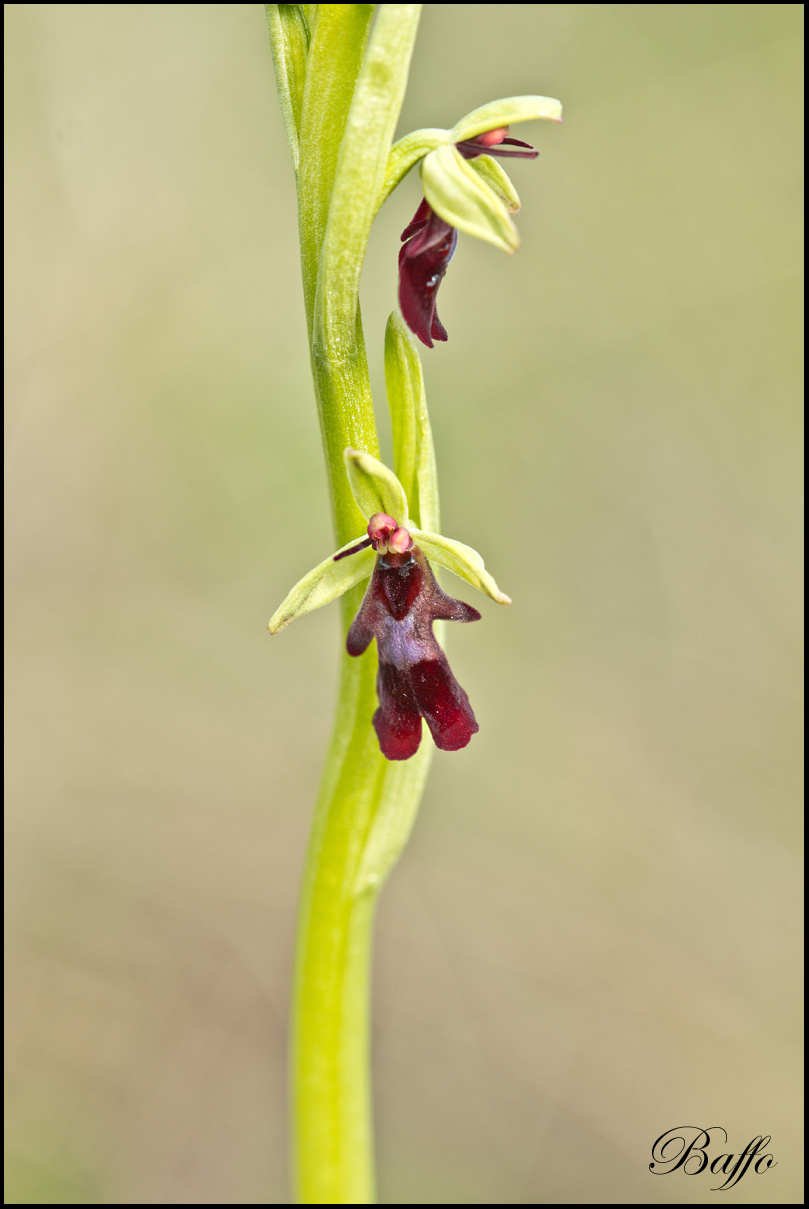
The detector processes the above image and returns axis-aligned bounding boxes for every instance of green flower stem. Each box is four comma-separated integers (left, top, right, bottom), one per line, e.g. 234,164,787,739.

268,5,429,1202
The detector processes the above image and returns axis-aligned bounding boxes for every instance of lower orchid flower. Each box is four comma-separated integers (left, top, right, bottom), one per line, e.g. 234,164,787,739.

268,445,511,761
345,513,481,760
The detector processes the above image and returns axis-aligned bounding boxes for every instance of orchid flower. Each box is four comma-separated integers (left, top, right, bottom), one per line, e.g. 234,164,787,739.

268,447,510,760
379,95,563,347
269,314,511,761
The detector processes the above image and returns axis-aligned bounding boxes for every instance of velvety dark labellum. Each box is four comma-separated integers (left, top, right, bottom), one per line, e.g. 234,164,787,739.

398,200,458,349
346,547,480,760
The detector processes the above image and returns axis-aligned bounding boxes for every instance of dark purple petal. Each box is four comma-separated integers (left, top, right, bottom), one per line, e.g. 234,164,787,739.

456,135,538,160
501,137,537,151
398,203,458,349
346,547,480,759
333,535,373,561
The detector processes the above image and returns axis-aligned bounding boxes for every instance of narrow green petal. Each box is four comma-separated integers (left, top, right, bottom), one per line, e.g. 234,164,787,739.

379,128,449,209
344,448,409,524
467,154,521,214
411,528,512,605
420,144,519,253
268,542,375,634
384,313,440,533
450,95,563,143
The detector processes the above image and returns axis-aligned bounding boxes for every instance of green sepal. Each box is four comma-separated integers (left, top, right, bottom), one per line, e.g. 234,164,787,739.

420,143,519,253
450,94,563,143
467,154,521,214
411,529,512,605
268,541,375,634
344,448,409,524
384,313,439,533
265,4,311,171
380,128,449,209
377,95,561,215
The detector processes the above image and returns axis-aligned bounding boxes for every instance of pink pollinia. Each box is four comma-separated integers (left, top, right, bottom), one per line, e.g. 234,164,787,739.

335,513,480,761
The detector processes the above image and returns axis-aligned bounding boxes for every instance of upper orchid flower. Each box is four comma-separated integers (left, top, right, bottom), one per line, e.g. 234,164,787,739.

380,95,563,348
399,127,539,348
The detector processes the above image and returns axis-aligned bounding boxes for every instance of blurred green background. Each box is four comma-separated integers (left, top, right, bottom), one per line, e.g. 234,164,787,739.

5,4,802,1203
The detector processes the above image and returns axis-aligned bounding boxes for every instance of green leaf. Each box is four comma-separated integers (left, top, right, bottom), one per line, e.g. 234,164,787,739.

384,313,440,533
411,529,512,604
295,4,375,337
467,154,521,214
344,448,409,524
268,541,375,634
420,143,519,253
450,94,563,143
265,5,312,171
307,5,422,545
316,5,422,348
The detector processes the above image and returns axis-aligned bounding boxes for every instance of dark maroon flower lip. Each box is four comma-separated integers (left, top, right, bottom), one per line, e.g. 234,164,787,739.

399,196,432,243
398,201,458,349
346,543,480,760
